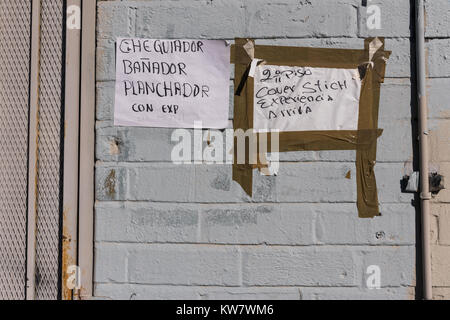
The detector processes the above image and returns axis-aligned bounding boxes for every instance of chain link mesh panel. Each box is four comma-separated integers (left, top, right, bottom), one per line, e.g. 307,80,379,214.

35,0,65,300
0,0,32,300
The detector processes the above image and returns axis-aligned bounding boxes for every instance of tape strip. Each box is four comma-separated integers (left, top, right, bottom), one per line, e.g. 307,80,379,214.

231,38,390,218
232,39,254,196
368,37,383,62
248,59,264,78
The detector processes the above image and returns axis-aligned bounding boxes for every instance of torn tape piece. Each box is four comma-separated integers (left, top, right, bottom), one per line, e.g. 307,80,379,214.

248,59,264,78
243,40,255,60
358,37,383,74
368,37,383,62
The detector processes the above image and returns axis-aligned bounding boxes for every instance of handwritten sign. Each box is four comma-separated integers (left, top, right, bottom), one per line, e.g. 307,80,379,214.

253,65,362,132
114,38,230,129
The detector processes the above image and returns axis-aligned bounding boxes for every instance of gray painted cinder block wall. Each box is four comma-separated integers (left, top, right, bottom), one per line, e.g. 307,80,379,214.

425,0,450,300
94,0,424,300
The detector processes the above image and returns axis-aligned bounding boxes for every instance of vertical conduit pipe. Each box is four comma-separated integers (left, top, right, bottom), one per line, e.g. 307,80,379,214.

416,0,432,300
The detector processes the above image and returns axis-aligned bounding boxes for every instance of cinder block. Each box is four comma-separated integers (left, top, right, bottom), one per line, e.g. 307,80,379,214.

375,163,416,204
358,246,416,287
431,204,450,245
96,126,176,162
425,0,450,38
433,287,450,300
379,79,412,121
358,0,411,37
432,162,450,203
127,244,241,286
135,0,246,39
429,120,450,162
428,78,450,119
95,165,128,201
383,38,412,78
135,0,357,39
95,202,199,243
200,204,315,245
195,165,276,203
315,203,415,245
427,39,450,78
241,246,357,286
97,2,135,39
275,162,356,203
96,81,115,121
377,119,414,162
432,245,450,287
243,0,358,38
96,39,116,81
274,162,414,203
128,164,196,202
94,243,128,283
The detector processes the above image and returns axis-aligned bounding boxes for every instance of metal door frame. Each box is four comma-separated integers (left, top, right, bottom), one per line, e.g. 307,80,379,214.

25,0,96,300
77,0,96,301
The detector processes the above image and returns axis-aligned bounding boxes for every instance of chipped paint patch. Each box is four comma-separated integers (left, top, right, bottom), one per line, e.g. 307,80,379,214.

105,170,116,197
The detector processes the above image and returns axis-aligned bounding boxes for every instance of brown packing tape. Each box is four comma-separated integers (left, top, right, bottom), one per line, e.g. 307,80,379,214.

355,39,390,218
232,39,254,196
231,38,390,218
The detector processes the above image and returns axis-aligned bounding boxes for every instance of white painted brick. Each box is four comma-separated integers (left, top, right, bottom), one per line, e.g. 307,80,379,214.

97,2,135,39
134,0,357,39
127,164,196,202
95,165,128,201
200,204,315,245
96,126,177,162
95,243,128,283
432,245,450,287
358,0,411,37
242,246,357,286
358,246,416,287
95,202,199,243
96,39,116,81
96,81,115,121
427,39,450,78
425,0,450,38
428,79,450,119
127,244,241,286
315,203,415,245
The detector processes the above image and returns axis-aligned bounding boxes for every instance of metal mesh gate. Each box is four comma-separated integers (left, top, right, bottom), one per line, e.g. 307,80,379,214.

35,0,65,300
0,0,66,300
0,0,32,300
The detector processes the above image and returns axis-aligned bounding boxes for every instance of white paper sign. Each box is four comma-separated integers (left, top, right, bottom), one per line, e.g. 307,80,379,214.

114,38,230,129
253,65,362,132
